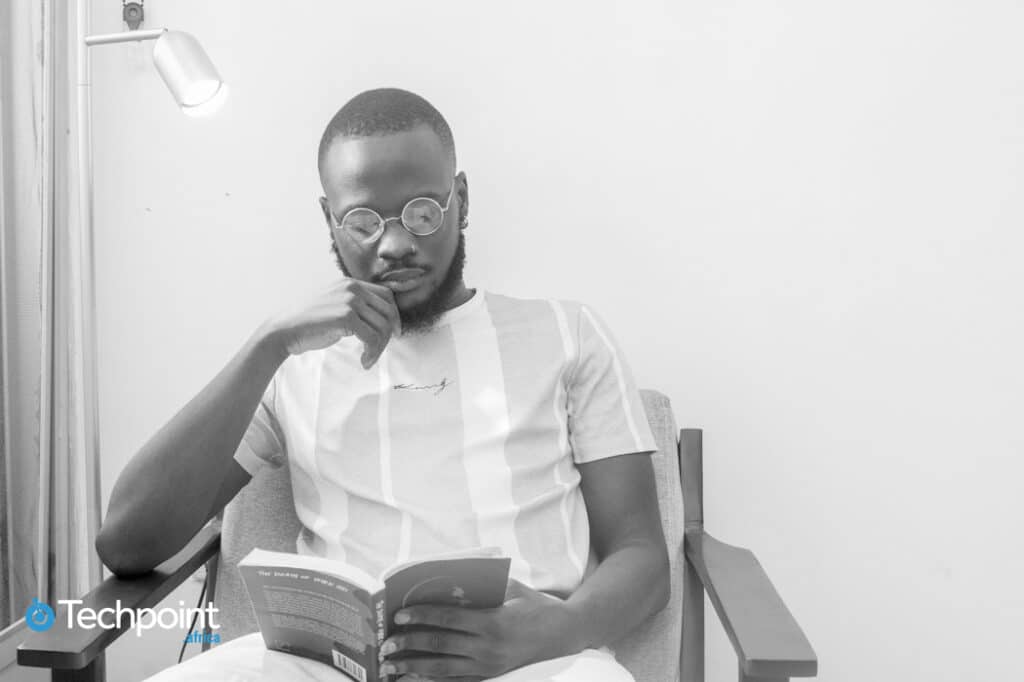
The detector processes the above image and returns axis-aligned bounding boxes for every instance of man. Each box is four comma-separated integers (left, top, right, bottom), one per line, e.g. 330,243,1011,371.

99,88,669,681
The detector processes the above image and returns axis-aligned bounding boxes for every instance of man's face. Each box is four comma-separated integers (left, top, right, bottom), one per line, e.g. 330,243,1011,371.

319,125,468,333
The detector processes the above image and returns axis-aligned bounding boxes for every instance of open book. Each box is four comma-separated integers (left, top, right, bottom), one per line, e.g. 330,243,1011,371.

238,546,511,682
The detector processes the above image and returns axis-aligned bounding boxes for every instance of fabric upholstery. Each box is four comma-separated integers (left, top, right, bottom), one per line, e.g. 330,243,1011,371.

611,389,684,681
213,389,684,682
214,458,302,643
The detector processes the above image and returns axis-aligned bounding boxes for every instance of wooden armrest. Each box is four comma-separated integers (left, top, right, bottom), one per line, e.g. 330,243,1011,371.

684,529,817,678
17,525,221,671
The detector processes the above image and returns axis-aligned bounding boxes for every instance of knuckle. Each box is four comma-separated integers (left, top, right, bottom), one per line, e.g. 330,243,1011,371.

429,631,445,651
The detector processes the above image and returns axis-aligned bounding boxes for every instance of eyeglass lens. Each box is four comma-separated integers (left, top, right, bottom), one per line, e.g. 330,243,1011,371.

341,198,443,241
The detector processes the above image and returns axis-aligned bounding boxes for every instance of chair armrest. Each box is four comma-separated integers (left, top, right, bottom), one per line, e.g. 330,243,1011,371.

17,524,221,670
684,528,817,678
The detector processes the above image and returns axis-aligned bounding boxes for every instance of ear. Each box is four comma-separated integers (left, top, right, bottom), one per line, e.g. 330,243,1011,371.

456,171,469,230
318,196,334,229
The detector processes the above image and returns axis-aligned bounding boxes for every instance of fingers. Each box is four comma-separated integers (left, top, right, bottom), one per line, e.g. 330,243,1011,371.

380,654,486,680
356,298,402,369
396,677,483,682
355,299,392,341
381,629,482,660
360,284,399,333
345,314,384,369
391,607,485,635
314,278,401,367
352,282,400,369
360,282,402,336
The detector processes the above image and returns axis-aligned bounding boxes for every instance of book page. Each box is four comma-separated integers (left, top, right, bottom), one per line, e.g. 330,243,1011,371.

240,547,383,592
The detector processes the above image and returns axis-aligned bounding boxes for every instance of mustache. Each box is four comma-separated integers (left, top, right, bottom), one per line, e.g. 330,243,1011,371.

373,264,430,281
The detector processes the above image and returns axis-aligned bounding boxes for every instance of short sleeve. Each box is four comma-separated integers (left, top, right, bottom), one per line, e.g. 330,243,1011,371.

566,304,657,464
233,372,287,475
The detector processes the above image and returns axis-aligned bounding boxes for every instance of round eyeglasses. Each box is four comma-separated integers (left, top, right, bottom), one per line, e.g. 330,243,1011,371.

332,179,457,245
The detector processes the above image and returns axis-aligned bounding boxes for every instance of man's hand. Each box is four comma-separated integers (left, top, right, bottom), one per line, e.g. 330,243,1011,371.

378,579,578,681
264,278,401,368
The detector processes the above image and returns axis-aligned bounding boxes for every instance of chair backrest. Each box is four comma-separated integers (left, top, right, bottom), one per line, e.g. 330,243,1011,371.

214,456,302,643
611,389,685,681
214,389,686,682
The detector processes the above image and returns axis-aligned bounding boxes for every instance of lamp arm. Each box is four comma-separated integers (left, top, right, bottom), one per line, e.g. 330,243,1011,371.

82,26,225,113
84,28,166,47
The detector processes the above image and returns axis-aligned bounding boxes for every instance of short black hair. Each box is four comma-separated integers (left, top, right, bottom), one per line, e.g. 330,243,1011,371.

317,88,456,179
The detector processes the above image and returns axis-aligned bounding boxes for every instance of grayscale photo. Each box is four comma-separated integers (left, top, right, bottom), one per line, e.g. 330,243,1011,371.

1,1,1020,681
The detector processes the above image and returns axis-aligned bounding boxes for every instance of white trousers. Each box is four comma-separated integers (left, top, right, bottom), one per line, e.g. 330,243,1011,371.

142,632,635,682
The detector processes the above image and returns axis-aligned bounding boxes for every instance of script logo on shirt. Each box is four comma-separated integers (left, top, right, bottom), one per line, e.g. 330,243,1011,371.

392,377,453,396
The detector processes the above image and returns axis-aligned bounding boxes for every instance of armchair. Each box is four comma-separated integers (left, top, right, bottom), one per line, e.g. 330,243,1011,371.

18,389,817,681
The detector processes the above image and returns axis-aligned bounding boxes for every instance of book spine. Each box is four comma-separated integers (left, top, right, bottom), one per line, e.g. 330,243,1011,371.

374,589,386,681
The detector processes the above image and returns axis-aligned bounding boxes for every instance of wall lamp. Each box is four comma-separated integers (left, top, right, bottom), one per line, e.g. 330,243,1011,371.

84,26,227,116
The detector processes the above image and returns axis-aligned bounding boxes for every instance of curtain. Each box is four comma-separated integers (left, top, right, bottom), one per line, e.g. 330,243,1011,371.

0,0,102,666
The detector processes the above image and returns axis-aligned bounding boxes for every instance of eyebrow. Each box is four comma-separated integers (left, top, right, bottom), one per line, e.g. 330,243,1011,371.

335,186,448,222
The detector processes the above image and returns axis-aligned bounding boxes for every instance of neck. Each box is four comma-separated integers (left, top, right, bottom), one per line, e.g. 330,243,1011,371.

443,282,474,310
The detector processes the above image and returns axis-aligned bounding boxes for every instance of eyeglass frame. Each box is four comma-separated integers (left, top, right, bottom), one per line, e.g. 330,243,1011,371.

328,177,458,246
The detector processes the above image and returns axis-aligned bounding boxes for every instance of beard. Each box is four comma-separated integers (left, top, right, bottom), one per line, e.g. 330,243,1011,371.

331,230,467,335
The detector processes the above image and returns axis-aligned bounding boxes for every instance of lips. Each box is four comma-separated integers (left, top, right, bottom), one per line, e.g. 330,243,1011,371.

379,267,427,293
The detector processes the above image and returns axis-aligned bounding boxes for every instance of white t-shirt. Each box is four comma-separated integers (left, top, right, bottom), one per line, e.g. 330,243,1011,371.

234,289,656,597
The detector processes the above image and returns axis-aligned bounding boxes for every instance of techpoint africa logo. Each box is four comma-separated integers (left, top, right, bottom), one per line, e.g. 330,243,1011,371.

25,598,55,632
24,597,221,643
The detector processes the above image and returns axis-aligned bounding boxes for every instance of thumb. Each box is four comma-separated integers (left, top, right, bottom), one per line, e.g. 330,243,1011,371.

503,578,533,601
361,341,384,369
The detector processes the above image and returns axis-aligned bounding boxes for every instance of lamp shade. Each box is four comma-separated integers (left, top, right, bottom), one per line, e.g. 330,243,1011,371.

152,30,225,113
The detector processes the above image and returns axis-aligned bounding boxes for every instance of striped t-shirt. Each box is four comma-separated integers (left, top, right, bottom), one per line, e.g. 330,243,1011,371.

233,289,656,597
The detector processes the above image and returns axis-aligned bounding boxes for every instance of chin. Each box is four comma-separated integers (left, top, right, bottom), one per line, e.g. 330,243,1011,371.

394,282,435,309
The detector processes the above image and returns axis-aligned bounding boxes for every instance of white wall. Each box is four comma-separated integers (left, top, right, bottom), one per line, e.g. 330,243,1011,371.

90,1,1024,680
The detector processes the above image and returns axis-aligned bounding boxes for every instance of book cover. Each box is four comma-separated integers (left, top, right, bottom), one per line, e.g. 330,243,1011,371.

238,547,510,682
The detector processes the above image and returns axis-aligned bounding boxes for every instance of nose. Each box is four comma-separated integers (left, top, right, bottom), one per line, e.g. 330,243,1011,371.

376,217,417,261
